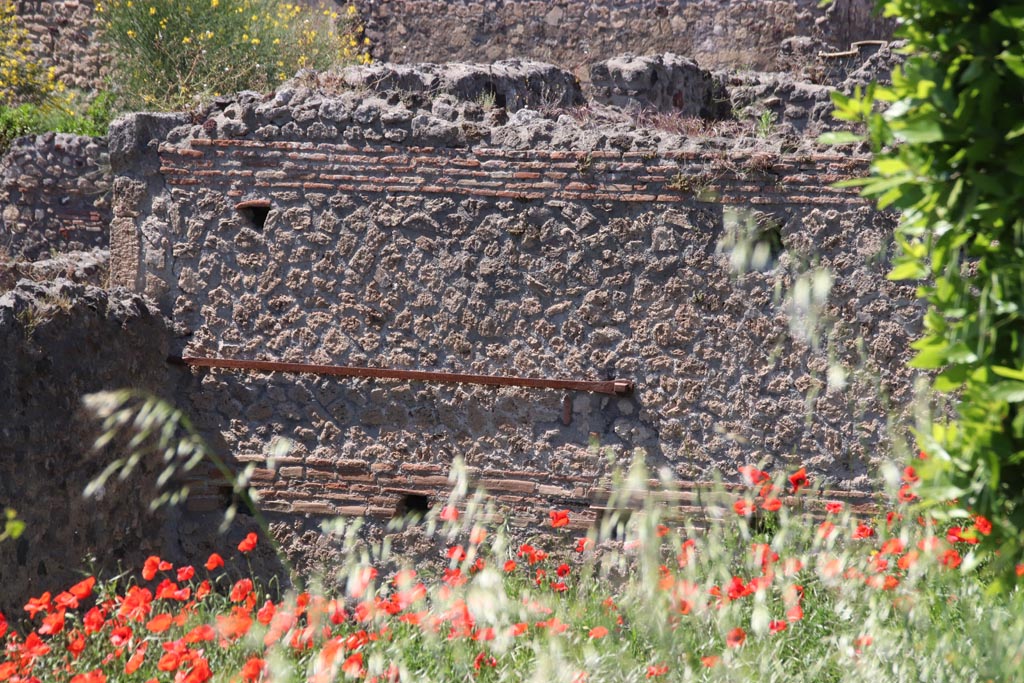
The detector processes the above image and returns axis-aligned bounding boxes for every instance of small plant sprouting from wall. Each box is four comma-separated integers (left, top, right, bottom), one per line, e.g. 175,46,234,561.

668,170,718,200
0,507,24,543
575,153,594,174
756,109,778,137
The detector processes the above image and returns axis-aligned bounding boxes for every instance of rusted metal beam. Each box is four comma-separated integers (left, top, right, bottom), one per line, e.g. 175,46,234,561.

169,355,635,396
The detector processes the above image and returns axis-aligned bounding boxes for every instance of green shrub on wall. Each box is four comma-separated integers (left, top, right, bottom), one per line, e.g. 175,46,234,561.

97,0,370,110
832,0,1024,587
1,1,115,152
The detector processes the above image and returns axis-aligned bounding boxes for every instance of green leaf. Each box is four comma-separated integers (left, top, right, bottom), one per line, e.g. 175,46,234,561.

895,117,946,143
992,366,1024,381
888,260,928,280
934,365,969,392
1001,381,1024,403
998,51,1024,79
818,131,862,145
909,346,950,369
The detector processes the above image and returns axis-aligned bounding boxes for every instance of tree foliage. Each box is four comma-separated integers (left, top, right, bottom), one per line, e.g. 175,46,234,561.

832,0,1024,588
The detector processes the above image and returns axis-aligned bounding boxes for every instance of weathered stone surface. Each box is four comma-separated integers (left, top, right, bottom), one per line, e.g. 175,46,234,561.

363,0,894,71
0,280,168,616
330,60,585,112
105,62,923,543
590,53,729,118
0,133,110,260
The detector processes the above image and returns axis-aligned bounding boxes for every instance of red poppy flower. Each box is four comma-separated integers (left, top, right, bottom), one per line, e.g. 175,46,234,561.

733,499,754,516
825,501,844,514
230,578,254,602
549,510,571,528
818,521,836,538
939,548,962,569
342,652,365,678
69,577,96,601
946,527,979,545
217,607,253,640
473,653,497,671
589,626,608,639
786,604,804,622
852,523,875,539
66,633,88,660
443,568,466,587
158,652,181,672
238,532,258,553
503,560,517,572
901,466,919,483
38,608,66,635
447,545,467,562
146,613,173,633
974,515,993,536
556,563,571,577
117,586,153,622
575,537,593,553
204,553,224,571
70,669,106,683
125,643,147,674
24,592,52,618
646,664,669,677
439,506,460,521
726,626,747,647
240,657,265,682
897,484,917,503
788,468,809,493
470,526,487,544
701,656,719,668
897,550,919,570
879,538,905,555
762,497,782,512
738,465,770,485
769,619,788,633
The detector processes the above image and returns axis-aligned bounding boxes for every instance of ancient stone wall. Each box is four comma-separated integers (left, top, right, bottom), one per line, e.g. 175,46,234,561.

108,63,918,531
0,280,168,616
14,0,107,93
362,0,894,71
12,0,895,95
0,133,111,260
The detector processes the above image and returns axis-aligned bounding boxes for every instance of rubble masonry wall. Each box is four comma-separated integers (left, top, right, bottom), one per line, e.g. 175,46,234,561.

107,71,920,529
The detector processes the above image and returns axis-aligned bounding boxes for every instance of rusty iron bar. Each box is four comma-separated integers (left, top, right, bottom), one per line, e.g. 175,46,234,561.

169,355,635,396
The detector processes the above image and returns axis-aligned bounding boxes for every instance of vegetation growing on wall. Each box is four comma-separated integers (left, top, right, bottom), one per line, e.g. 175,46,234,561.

0,0,112,152
832,0,1024,587
97,0,370,110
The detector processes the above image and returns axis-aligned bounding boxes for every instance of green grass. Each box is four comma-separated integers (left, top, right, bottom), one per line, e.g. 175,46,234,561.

3,459,1023,683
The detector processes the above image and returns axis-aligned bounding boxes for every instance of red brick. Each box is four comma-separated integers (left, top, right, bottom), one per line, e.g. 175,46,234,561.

292,501,336,515
409,475,450,487
482,478,536,494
